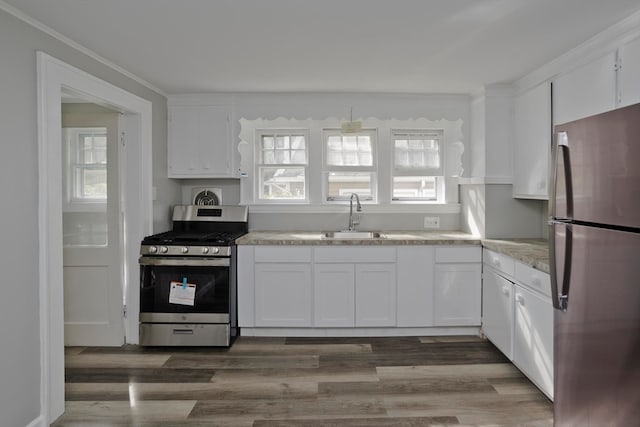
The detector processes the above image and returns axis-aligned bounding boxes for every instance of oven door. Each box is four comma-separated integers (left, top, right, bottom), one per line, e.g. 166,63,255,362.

139,257,230,323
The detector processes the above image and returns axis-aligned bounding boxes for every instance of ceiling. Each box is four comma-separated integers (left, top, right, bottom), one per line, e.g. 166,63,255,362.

6,0,640,94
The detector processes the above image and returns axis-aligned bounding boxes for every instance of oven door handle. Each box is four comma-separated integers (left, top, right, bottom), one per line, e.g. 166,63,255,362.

139,257,230,267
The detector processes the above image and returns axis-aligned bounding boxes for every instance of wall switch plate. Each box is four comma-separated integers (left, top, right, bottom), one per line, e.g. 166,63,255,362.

423,216,440,229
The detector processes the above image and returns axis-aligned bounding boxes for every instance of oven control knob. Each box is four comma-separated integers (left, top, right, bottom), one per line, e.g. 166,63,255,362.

160,246,168,254
148,246,158,254
181,247,189,254
212,247,220,254
201,247,210,254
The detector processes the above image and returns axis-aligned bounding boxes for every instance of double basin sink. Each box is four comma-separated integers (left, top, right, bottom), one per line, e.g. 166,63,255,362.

322,231,386,240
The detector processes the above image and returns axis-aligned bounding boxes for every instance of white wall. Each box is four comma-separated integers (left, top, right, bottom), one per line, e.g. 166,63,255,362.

0,8,177,426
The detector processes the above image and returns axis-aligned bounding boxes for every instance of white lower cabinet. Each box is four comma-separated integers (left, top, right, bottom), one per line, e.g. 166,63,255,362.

513,283,554,399
314,247,397,327
355,264,397,326
239,244,483,333
433,246,482,326
482,267,514,359
434,264,482,326
313,264,355,327
396,246,435,327
254,263,312,327
482,249,554,400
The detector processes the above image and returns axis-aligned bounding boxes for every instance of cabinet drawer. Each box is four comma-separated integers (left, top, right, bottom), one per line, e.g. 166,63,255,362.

314,246,396,263
483,249,515,276
515,262,551,298
435,246,481,263
254,246,312,263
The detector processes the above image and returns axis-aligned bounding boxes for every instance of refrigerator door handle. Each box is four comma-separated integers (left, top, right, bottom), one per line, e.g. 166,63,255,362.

550,222,573,311
549,132,574,220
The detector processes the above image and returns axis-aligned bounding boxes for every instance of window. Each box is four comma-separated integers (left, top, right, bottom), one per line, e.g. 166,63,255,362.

65,127,108,203
256,130,309,202
323,129,377,201
391,130,443,201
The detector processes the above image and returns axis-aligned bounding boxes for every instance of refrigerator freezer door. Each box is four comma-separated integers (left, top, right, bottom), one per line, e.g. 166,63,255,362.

553,102,640,228
554,224,640,426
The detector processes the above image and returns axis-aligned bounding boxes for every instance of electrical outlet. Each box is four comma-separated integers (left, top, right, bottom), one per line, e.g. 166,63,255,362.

423,216,440,229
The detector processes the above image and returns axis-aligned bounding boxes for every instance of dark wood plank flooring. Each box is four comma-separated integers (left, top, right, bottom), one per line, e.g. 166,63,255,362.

52,335,553,426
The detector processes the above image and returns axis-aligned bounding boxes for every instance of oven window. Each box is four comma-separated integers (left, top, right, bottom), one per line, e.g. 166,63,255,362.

140,265,229,313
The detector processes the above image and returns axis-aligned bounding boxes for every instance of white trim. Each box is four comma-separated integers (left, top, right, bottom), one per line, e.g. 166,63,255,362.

240,326,480,337
0,1,166,96
37,52,153,424
24,415,45,427
247,203,461,215
458,176,513,185
515,9,640,93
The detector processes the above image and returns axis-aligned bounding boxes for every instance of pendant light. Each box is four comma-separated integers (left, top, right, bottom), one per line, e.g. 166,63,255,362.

341,107,362,134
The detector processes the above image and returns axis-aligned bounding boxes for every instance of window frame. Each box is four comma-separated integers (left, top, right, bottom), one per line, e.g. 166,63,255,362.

391,129,444,203
322,128,378,203
254,128,310,204
64,127,108,205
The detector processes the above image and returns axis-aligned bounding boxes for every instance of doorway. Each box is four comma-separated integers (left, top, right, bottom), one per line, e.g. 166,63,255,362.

37,52,153,424
62,107,124,346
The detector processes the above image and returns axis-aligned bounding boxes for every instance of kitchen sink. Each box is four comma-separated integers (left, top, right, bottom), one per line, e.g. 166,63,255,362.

322,231,386,239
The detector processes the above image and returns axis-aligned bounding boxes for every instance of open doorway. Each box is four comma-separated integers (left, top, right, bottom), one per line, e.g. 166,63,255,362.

37,52,153,424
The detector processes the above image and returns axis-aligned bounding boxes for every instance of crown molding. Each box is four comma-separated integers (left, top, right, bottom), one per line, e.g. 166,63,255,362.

0,1,167,97
515,9,640,93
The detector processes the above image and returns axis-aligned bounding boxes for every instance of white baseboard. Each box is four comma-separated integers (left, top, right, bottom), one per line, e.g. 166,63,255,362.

240,326,481,337
25,415,45,427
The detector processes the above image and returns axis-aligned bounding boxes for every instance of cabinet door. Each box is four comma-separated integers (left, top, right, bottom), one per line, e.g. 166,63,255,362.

618,36,640,108
355,264,396,327
513,82,551,199
168,105,231,178
553,52,616,125
313,264,355,327
434,264,482,326
482,267,514,359
254,263,312,327
396,246,434,327
513,284,554,399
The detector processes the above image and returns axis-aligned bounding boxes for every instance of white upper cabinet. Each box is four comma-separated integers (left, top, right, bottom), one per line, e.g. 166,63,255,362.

618,36,640,108
513,82,551,199
553,52,617,125
168,102,233,178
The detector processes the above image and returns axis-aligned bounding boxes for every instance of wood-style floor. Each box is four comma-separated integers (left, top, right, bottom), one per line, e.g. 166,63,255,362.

53,336,553,426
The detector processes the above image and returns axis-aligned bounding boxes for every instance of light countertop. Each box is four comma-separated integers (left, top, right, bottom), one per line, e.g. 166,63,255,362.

235,231,481,246
235,231,550,273
481,238,550,273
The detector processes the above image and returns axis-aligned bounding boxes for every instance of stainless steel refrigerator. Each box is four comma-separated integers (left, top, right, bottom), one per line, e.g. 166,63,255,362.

549,103,640,426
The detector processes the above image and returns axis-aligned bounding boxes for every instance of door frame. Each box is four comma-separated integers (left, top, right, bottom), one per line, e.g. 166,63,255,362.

37,52,153,424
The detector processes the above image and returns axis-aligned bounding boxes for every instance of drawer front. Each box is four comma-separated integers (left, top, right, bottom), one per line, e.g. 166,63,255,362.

483,249,515,277
254,246,312,263
314,246,396,263
515,262,551,298
435,246,481,263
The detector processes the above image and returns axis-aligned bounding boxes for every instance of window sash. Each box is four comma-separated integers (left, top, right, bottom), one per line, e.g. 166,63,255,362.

323,129,377,171
392,176,438,201
66,127,108,203
324,172,376,202
392,130,443,175
256,129,309,202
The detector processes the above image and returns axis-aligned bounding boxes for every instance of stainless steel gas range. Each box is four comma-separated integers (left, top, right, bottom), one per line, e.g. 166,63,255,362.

138,205,248,346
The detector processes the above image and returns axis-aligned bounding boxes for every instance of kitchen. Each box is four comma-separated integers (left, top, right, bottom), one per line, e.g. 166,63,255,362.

1,1,640,426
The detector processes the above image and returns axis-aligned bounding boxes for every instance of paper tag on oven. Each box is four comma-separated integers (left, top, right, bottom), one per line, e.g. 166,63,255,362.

169,281,196,306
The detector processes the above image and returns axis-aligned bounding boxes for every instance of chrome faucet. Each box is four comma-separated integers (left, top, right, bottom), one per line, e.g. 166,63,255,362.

347,193,362,231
